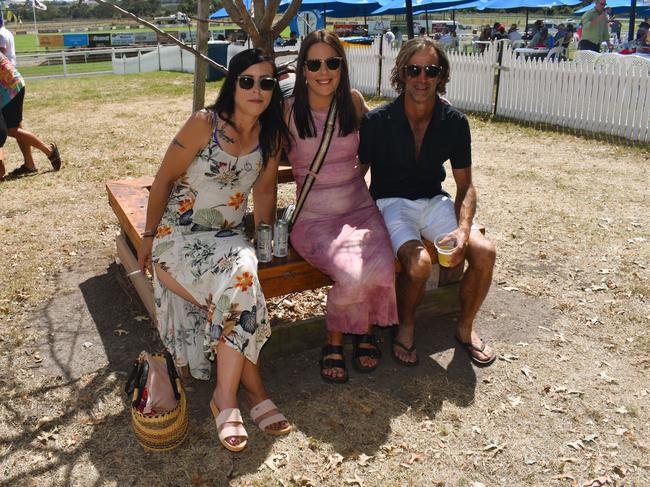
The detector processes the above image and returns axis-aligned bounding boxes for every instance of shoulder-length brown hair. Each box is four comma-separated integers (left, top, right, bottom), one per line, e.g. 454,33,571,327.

292,29,357,139
390,37,451,95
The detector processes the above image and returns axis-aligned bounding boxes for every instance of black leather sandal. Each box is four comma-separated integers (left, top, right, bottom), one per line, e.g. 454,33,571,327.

352,334,381,373
319,344,348,384
48,143,61,171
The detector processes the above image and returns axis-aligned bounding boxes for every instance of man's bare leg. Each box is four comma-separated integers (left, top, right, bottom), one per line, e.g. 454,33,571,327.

394,240,431,364
456,229,497,362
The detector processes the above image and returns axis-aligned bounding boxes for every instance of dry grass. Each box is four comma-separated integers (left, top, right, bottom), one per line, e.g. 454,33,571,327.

1,72,649,487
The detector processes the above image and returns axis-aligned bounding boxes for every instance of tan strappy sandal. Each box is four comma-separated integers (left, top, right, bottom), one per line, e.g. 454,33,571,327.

249,399,291,436
209,400,248,452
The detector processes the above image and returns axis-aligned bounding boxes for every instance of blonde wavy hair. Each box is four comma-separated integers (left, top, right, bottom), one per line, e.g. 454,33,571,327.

390,37,451,95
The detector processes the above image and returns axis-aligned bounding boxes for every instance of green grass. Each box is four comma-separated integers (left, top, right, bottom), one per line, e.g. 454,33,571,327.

18,60,113,77
27,71,223,108
15,33,38,52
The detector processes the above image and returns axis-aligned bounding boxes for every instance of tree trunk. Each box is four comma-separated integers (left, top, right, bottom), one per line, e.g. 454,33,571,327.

192,0,210,112
257,30,276,55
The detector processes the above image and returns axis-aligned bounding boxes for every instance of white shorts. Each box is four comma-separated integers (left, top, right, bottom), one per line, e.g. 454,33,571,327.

376,195,476,255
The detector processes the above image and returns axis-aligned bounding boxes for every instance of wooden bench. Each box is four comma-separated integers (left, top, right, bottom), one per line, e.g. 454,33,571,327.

106,168,471,324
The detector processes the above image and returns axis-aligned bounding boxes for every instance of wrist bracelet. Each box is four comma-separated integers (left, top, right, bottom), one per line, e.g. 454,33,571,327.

141,229,157,238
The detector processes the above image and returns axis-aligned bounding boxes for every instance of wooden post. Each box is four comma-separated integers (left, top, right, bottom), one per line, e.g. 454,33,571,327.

193,0,210,113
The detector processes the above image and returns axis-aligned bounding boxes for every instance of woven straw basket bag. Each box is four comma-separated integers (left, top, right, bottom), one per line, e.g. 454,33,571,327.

126,352,189,452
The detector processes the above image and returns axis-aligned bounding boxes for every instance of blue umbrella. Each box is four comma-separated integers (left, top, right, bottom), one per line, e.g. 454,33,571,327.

371,0,471,15
575,0,650,14
209,0,252,19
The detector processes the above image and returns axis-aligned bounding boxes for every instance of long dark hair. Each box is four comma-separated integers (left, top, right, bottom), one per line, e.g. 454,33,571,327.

206,48,289,166
292,30,357,139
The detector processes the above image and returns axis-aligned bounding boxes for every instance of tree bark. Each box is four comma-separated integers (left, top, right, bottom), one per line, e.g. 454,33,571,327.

192,0,210,112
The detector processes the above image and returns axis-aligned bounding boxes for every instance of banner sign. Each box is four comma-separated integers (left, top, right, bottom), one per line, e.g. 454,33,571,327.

88,34,111,48
63,34,89,47
111,32,135,46
38,34,64,47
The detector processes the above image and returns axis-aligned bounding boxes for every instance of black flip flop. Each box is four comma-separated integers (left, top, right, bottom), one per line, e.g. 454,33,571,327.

352,334,381,373
455,336,497,366
319,344,349,384
48,143,61,171
390,328,419,367
7,165,37,178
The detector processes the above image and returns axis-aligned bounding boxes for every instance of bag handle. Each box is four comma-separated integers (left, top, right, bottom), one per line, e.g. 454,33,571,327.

289,99,338,227
163,351,181,400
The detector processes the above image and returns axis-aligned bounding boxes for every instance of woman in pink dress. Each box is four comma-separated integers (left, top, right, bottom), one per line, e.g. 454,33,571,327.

286,30,398,383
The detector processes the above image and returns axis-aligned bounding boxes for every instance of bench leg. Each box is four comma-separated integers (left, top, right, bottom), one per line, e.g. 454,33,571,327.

116,232,158,326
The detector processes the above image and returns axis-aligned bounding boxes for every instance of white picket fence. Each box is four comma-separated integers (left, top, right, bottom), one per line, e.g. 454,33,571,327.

345,39,649,143
497,46,650,142
110,39,649,143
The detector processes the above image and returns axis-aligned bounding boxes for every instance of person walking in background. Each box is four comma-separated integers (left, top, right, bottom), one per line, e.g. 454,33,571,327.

138,49,292,452
579,0,610,51
0,52,60,180
0,13,56,178
285,30,398,382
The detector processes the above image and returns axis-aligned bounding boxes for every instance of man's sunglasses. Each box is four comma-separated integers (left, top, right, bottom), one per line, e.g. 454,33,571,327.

237,75,277,91
404,64,442,79
304,57,343,72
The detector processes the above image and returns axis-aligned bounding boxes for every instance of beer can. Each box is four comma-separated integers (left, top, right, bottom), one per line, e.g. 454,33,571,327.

256,223,273,263
273,219,289,258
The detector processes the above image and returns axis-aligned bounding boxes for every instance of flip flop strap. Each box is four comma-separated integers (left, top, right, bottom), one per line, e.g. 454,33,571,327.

250,399,276,421
392,338,416,354
257,412,288,431
465,340,486,353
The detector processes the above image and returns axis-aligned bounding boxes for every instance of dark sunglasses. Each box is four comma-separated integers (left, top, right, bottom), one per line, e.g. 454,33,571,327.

404,64,442,79
237,75,276,91
304,57,343,72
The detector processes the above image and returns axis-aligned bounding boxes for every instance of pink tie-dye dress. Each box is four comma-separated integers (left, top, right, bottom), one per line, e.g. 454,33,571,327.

286,102,398,334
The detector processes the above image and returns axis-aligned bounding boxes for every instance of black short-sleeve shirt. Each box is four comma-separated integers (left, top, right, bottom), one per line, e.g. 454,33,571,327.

359,94,472,200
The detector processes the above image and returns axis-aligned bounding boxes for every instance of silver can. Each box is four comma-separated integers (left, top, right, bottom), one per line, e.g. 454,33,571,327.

273,219,289,258
256,223,273,263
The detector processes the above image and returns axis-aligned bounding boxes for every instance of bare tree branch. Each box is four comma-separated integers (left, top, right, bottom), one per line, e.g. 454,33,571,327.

272,0,302,38
222,0,262,46
261,0,281,31
89,0,228,74
253,0,265,29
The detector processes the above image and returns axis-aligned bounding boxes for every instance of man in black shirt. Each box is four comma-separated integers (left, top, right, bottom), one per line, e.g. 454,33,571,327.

359,37,496,367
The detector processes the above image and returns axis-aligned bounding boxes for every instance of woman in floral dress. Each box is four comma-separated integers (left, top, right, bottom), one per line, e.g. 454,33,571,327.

138,49,291,452
286,31,398,383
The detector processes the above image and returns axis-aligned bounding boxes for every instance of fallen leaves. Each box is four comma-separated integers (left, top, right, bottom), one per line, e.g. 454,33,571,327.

263,452,288,472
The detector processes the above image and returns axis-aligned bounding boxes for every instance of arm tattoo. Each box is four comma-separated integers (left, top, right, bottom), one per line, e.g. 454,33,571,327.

217,123,235,144
171,138,187,149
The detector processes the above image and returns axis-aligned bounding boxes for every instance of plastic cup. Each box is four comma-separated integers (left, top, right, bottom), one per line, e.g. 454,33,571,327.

433,233,457,268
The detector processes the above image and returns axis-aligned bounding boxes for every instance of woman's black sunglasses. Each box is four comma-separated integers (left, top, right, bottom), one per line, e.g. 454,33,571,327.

304,57,343,72
404,64,442,79
237,75,277,91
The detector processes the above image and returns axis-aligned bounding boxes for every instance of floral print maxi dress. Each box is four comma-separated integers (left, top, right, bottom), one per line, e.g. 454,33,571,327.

152,128,270,381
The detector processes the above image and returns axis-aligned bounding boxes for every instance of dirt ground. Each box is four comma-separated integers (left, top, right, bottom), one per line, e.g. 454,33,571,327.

0,73,649,487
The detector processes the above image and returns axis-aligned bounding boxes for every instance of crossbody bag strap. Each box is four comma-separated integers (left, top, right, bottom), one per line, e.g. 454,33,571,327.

289,99,338,227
